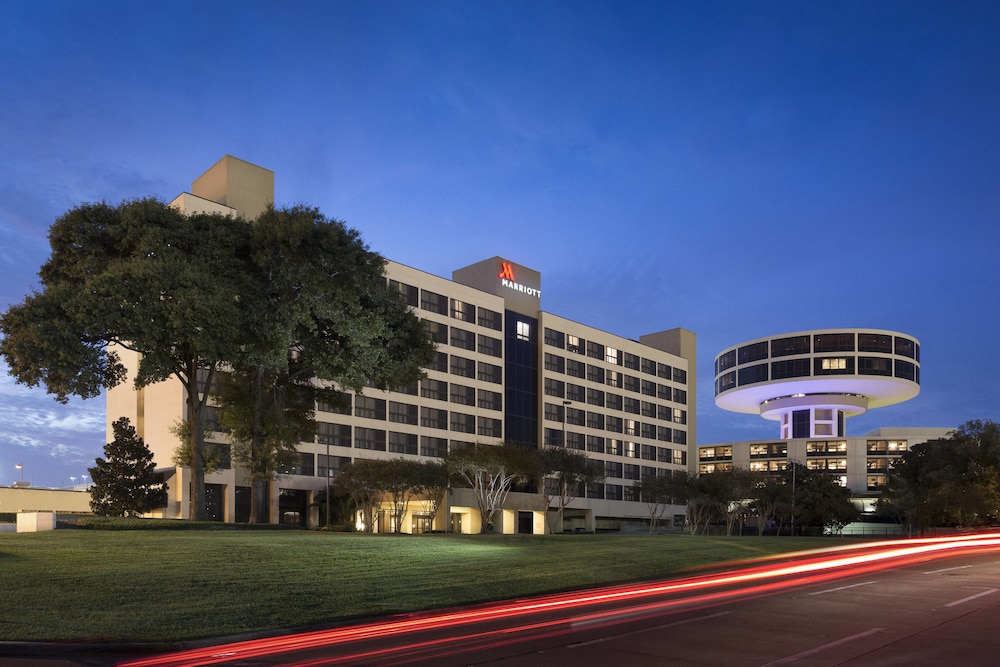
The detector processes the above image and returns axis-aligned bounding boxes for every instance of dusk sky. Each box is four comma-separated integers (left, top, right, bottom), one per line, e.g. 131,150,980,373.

2,1,998,488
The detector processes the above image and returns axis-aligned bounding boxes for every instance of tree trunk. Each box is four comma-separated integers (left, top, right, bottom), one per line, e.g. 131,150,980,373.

186,358,208,521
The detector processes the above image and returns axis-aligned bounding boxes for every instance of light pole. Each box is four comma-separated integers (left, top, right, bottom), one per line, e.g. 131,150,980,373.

561,400,571,447
325,440,331,529
71,476,77,487
789,459,802,537
16,463,23,483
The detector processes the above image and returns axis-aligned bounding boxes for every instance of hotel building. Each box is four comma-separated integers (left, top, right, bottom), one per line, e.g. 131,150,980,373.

700,329,951,496
106,156,696,532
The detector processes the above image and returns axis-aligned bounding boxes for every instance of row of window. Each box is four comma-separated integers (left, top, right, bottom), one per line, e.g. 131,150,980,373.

421,352,504,383
544,328,687,384
545,356,687,401
544,403,687,428
699,440,910,461
317,418,502,449
544,422,688,448
716,357,920,394
716,333,920,374
422,320,504,357
316,388,504,417
389,280,504,331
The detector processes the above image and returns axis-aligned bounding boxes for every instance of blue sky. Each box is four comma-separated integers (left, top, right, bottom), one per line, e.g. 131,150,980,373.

2,1,998,488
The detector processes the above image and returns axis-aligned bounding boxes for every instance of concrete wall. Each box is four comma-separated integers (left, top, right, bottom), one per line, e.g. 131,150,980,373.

0,487,92,514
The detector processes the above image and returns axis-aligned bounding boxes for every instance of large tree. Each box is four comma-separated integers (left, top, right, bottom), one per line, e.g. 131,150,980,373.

635,470,689,535
212,205,435,522
88,417,168,517
881,420,1000,531
1,199,251,520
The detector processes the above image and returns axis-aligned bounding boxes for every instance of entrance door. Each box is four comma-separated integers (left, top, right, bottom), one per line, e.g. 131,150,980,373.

517,511,533,534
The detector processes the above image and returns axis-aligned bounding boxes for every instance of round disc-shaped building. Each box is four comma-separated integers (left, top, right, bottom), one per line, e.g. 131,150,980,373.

714,329,920,439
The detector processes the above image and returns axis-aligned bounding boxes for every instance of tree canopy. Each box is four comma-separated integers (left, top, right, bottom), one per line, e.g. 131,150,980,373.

1,199,434,521
881,420,1000,530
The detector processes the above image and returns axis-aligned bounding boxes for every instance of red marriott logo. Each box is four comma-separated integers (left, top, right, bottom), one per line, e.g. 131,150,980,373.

498,261,541,298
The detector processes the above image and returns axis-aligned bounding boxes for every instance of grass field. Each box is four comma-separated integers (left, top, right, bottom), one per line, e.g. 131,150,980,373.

0,528,840,643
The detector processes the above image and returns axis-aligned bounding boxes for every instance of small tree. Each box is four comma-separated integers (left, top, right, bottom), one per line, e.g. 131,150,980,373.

378,458,425,534
539,447,605,533
416,460,450,530
448,443,536,533
636,470,690,535
88,417,168,517
335,459,382,532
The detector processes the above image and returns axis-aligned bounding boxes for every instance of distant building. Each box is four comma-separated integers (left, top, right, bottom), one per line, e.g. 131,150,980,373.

702,329,950,495
106,156,696,532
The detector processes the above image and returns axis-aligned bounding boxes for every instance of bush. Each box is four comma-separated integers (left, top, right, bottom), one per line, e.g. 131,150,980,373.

67,516,303,531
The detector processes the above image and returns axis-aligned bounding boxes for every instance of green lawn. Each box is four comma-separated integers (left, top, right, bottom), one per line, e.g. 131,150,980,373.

0,529,839,643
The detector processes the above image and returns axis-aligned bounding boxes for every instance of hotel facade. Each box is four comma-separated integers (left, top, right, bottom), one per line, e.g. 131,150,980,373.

106,156,696,533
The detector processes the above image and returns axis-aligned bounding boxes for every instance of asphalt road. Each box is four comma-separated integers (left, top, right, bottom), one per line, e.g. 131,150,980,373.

5,538,999,667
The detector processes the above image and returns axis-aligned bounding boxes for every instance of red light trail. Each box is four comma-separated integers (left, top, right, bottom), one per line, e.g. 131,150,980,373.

119,532,1000,667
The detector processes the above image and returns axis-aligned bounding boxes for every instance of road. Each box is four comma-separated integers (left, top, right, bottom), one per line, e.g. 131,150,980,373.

6,533,1000,667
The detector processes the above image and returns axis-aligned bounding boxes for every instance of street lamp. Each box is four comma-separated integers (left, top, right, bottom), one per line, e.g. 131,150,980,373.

16,463,23,483
71,476,77,487
561,400,571,447
788,459,802,537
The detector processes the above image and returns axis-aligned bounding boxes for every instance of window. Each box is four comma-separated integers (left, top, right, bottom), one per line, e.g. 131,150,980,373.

586,435,605,453
544,353,565,373
624,375,640,393
279,452,314,476
606,347,620,365
544,378,565,398
450,327,475,350
586,412,605,430
641,445,657,461
389,432,418,455
478,416,501,437
478,389,502,411
566,335,583,354
673,430,687,445
606,393,622,410
625,419,639,436
858,333,892,353
641,401,656,418
389,280,418,307
586,388,605,407
450,356,476,378
544,427,564,447
544,328,565,348
450,412,476,434
317,422,351,447
858,356,892,376
673,388,687,404
657,426,672,442
641,380,656,397
317,394,351,414
516,320,531,342
420,436,448,458
449,384,475,406
895,359,917,381
606,415,623,433
624,464,641,480
738,341,769,364
771,335,810,357
355,428,386,451
567,432,585,450
317,454,351,478
566,407,585,426
566,359,585,378
606,484,623,501
478,362,502,384
738,363,768,386
895,336,917,359
420,378,448,401
566,383,585,402
624,397,640,414
657,447,672,462
478,335,502,357
716,350,736,374
544,402,565,422
423,320,448,344
814,332,855,353
586,365,605,384
420,290,448,314
673,408,686,424
641,423,656,439
355,396,386,420
425,351,448,373
673,367,687,384
657,362,672,379
421,407,448,430
478,308,502,331
388,401,418,425
586,341,605,360
623,352,640,370
607,439,623,456
641,358,657,375
816,357,852,374
657,384,671,400
771,359,810,380
606,370,622,388
450,299,475,322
